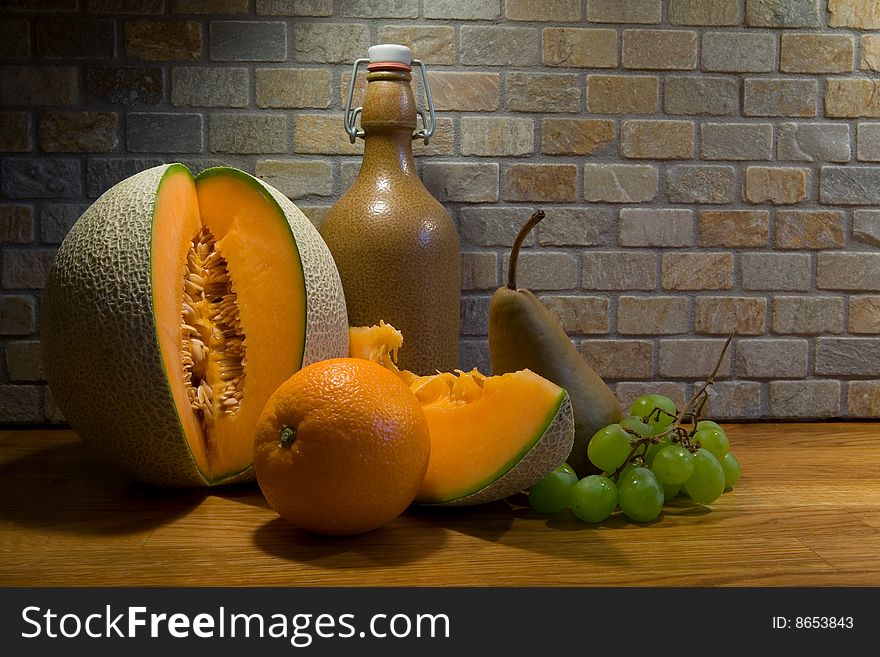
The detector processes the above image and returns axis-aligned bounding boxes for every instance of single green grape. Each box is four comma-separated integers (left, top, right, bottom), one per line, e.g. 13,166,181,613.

587,424,633,472
529,465,578,513
692,426,730,459
696,419,723,432
645,437,672,466
620,415,652,439
629,394,677,434
651,444,695,485
682,448,725,504
570,475,618,523
662,483,680,502
720,452,741,490
617,466,664,522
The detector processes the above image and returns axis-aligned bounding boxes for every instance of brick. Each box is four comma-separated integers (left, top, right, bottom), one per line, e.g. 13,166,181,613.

587,0,661,24
504,164,576,203
781,33,853,73
6,340,44,381
587,75,658,114
543,28,616,68
827,0,880,29
293,114,362,155
257,0,333,16
2,249,55,289
701,122,772,161
817,338,880,376
542,118,615,156
459,207,536,247
662,253,734,291
853,210,880,246
171,67,248,107
820,166,880,205
0,296,36,336
746,0,820,27
504,252,578,291
745,167,809,205
422,162,499,203
210,114,287,154
126,112,202,153
740,253,811,292
255,160,333,199
775,210,845,250
580,340,653,380
86,66,163,105
825,79,880,118
669,0,740,25
666,165,734,204
736,339,808,379
664,76,737,116
616,382,689,413
3,0,78,11
744,79,817,117
461,117,533,157
38,112,117,153
772,296,845,334
582,252,656,291
817,253,880,291
86,158,164,198
538,207,613,247
584,164,658,203
0,66,78,106
87,0,165,11
40,204,87,244
695,296,767,335
1,159,81,199
848,381,880,417
507,0,579,20
460,339,490,375
461,296,490,336
125,21,201,61
0,19,30,59
171,0,248,11
700,381,762,420
0,205,32,243
413,117,454,157
622,119,694,159
850,296,880,334
769,380,840,419
256,68,330,109
658,339,732,379
619,208,694,247
424,0,499,19
341,0,418,17
294,23,370,64
857,123,880,161
0,385,42,424
702,32,776,72
378,26,455,66
297,205,330,228
777,123,850,162
461,252,497,291
36,18,115,59
861,35,880,70
699,210,769,247
460,26,540,66
210,21,286,62
618,296,689,335
505,72,580,113
540,296,609,335
622,29,697,70
426,72,499,112
0,112,30,152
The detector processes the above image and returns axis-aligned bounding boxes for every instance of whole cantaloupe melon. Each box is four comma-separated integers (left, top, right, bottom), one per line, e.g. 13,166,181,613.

42,164,348,487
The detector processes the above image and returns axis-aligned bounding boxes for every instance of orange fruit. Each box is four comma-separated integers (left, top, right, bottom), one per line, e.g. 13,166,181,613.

253,357,430,536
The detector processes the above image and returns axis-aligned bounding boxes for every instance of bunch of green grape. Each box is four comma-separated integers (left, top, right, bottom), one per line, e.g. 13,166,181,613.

527,394,742,524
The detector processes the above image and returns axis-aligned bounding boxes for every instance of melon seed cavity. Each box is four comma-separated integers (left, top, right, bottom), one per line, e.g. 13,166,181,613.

180,226,247,425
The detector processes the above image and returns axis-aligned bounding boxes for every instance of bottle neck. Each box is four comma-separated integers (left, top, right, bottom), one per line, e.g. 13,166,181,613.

360,69,418,178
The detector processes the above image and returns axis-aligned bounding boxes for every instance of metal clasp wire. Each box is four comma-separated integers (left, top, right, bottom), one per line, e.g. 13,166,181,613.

342,57,436,146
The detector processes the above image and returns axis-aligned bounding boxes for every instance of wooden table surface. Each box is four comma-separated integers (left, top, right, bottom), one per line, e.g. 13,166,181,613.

1,423,878,587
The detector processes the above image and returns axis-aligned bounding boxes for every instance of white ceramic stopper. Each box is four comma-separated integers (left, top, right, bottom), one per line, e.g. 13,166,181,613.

368,43,412,65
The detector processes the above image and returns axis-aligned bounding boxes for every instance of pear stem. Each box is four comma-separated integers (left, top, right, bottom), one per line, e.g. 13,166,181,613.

507,209,545,290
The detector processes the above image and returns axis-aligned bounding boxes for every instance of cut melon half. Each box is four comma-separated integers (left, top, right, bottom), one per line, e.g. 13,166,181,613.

42,164,348,487
349,322,575,506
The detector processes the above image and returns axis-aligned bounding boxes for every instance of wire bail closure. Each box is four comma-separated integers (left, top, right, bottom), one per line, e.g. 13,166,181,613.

343,57,436,146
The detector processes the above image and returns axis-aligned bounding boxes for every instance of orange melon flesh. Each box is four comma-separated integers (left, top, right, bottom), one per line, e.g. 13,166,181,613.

153,169,306,482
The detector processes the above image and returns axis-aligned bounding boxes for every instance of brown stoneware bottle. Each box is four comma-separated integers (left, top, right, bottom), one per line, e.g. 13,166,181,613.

320,44,461,375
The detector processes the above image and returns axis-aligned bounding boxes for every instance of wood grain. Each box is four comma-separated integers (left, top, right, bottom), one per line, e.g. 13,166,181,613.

1,423,878,586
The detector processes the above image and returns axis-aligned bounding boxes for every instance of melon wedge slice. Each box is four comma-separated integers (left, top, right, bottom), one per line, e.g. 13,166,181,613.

42,164,348,487
349,322,575,506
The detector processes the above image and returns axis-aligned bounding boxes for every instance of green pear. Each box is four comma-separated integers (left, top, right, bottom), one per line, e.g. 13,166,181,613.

489,210,623,478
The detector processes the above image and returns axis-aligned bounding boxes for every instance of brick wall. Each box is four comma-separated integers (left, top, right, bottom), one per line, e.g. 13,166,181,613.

1,0,880,423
